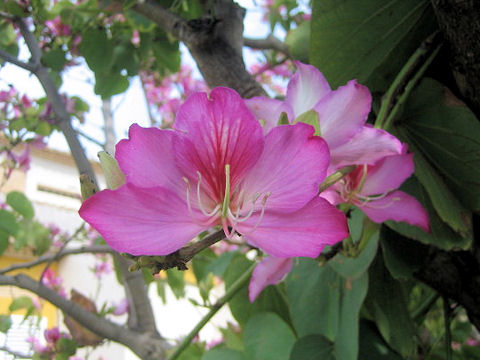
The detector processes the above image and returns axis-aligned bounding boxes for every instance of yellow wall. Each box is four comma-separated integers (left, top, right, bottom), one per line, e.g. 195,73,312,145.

0,255,58,327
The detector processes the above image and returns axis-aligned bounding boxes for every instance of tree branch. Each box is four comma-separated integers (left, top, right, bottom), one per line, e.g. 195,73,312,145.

0,48,36,72
244,35,290,55
130,0,266,98
0,246,114,275
0,273,168,360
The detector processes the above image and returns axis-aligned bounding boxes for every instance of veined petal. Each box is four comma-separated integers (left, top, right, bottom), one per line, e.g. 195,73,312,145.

236,197,349,258
359,190,430,232
79,183,212,256
314,80,371,148
285,61,331,117
240,123,330,213
245,97,294,133
174,87,264,201
329,126,403,170
320,188,343,205
361,151,414,196
115,124,183,191
248,257,293,302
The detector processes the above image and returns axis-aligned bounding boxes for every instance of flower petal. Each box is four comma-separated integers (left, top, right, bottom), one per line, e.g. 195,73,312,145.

359,190,430,232
240,122,329,213
115,124,183,191
285,61,331,117
329,126,403,170
314,80,372,148
174,87,264,201
248,257,293,302
245,97,294,133
236,197,349,258
361,152,414,196
79,183,211,255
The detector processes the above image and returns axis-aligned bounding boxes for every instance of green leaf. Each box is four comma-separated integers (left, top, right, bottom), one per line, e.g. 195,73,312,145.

0,230,9,255
364,253,416,357
111,41,139,76
289,335,335,360
98,151,126,190
0,315,12,333
9,296,33,312
295,110,320,136
310,0,436,90
176,343,204,360
399,78,480,212
125,10,155,32
79,28,114,73
57,338,77,356
380,225,428,279
35,121,52,136
224,256,291,326
166,268,186,299
244,313,296,360
205,251,236,277
151,32,180,74
6,191,34,219
358,320,404,360
202,348,245,360
0,209,19,236
42,47,67,71
285,21,310,63
94,73,129,99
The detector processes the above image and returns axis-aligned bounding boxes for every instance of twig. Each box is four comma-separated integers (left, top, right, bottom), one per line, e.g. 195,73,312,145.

0,245,113,275
169,262,256,360
0,48,36,72
244,35,290,55
39,223,86,280
374,32,441,130
127,230,225,272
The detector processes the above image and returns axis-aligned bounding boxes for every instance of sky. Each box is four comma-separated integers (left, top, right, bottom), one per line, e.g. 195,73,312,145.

0,0,276,159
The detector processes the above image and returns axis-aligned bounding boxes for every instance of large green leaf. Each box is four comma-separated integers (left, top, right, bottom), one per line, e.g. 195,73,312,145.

79,28,114,73
244,312,296,360
286,259,368,360
365,254,416,357
0,209,19,236
310,0,436,90
289,335,335,360
224,256,291,326
399,78,480,212
6,191,34,219
358,320,404,360
285,21,310,63
202,348,245,360
94,73,129,99
0,230,9,255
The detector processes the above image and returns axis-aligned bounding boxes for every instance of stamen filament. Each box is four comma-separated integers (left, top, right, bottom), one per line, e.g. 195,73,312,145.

222,164,231,218
196,171,220,217
183,177,192,214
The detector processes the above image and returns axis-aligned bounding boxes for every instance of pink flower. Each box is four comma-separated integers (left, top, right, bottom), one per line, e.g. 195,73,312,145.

45,16,71,37
93,260,112,278
246,61,402,171
112,298,129,316
321,147,430,232
80,87,348,257
131,30,140,47
248,256,292,302
44,327,61,343
42,268,67,297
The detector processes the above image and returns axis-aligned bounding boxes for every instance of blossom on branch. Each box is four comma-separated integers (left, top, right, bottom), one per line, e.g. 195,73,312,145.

79,87,348,258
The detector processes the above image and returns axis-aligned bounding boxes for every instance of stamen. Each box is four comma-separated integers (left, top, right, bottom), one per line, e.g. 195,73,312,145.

357,164,369,192
358,195,401,209
238,192,271,236
234,193,261,223
222,164,231,218
196,171,219,217
183,176,192,214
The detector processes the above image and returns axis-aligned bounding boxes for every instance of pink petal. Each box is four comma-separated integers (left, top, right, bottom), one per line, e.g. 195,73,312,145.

79,184,212,255
285,61,331,117
359,190,430,232
245,97,294,133
236,197,349,258
361,152,414,196
329,126,403,170
240,123,329,213
319,188,342,205
314,80,372,148
115,124,183,191
174,87,264,201
248,257,293,302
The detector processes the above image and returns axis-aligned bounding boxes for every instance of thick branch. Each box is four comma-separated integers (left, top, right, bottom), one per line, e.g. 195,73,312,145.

0,274,168,360
431,0,480,116
131,0,266,98
0,246,113,275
